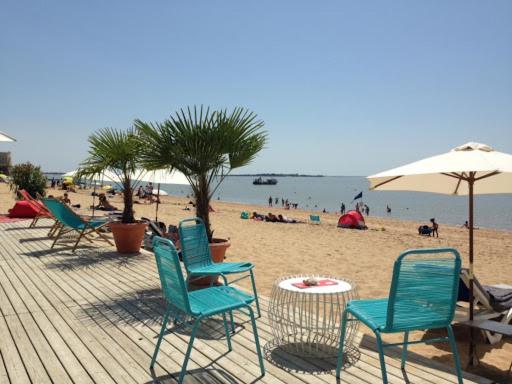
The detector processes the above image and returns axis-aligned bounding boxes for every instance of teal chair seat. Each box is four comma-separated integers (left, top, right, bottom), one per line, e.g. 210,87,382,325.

150,237,265,384
336,248,463,384
189,261,254,276
189,286,254,315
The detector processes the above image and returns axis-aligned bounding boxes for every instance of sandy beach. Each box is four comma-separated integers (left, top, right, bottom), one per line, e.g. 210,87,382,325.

2,183,511,381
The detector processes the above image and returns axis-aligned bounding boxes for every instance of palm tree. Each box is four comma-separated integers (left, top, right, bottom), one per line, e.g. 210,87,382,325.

136,106,267,241
78,127,142,224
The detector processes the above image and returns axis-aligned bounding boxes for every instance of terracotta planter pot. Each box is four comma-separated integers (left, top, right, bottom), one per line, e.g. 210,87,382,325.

109,221,148,254
193,238,230,286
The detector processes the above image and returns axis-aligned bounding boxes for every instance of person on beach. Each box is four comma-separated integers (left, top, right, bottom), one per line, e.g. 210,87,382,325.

387,205,391,214
136,186,145,199
268,196,273,207
96,193,117,211
430,218,439,237
265,212,278,222
281,198,284,207
275,197,279,205
340,202,345,215
60,193,80,209
365,205,370,216
251,211,265,221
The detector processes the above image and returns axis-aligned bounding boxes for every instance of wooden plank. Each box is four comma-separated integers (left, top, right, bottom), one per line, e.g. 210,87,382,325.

0,237,146,384
3,314,52,384
0,349,10,384
0,316,30,384
17,312,72,384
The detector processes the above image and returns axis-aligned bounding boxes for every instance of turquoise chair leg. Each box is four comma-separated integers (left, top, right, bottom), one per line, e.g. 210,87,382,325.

51,225,65,248
150,311,170,368
447,325,463,384
375,330,388,384
222,313,232,351
249,270,261,318
220,275,236,332
247,306,265,377
336,310,349,378
401,331,409,369
179,317,202,384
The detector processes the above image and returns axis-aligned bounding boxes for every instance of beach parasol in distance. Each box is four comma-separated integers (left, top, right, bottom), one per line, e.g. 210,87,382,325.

367,142,512,363
0,131,16,142
136,169,190,221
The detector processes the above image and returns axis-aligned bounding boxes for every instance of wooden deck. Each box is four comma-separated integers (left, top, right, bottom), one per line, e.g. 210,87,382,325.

0,220,492,384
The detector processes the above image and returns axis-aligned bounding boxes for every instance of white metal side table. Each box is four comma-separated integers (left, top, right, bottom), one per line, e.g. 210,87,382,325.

267,274,359,358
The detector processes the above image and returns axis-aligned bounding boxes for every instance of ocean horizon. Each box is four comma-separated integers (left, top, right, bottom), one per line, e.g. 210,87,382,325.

44,173,512,231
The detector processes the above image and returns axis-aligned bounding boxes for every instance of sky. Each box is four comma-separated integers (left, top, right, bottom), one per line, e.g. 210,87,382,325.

1,0,511,176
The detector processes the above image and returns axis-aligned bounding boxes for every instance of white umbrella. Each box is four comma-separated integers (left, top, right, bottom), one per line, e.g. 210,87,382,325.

135,169,189,221
0,131,16,142
368,142,512,363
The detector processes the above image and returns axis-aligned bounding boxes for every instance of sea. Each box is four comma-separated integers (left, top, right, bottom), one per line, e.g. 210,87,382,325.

44,174,512,231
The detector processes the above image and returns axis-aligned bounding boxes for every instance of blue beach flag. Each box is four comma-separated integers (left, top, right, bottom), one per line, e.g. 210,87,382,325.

352,191,363,202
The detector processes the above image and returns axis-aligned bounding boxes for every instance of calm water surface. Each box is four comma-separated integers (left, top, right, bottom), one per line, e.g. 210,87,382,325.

46,174,512,230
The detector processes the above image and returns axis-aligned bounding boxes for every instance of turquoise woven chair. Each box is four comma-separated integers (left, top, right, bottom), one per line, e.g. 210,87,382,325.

336,248,463,384
150,237,265,384
178,217,261,320
42,198,112,252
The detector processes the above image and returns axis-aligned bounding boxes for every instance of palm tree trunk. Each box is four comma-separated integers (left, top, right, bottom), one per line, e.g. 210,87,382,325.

195,175,212,241
122,180,134,223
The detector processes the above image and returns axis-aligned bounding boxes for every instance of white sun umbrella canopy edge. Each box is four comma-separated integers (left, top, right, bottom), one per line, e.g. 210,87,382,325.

368,142,512,195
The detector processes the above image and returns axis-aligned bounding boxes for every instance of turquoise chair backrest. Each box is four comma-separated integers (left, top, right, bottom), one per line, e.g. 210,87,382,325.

310,215,320,222
42,198,83,228
178,217,212,272
153,237,192,313
385,248,461,332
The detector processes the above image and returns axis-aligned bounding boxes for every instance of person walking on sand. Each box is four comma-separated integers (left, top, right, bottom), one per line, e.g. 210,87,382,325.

340,202,345,215
268,196,273,207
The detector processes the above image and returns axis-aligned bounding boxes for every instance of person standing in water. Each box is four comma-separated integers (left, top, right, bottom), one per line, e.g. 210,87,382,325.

340,202,345,215
268,196,273,207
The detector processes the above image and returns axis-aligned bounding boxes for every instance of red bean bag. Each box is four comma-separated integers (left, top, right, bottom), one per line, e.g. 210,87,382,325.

8,201,39,218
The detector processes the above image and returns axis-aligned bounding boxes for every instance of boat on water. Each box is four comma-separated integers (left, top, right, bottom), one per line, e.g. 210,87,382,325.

253,177,278,185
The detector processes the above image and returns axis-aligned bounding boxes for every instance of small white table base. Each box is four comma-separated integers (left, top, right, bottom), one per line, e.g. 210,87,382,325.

267,274,359,358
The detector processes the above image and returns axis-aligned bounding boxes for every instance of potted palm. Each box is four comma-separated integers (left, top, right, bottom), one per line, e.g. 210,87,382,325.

78,127,148,253
136,106,266,260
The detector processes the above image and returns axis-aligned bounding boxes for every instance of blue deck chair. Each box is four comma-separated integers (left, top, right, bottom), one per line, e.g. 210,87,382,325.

178,217,261,319
309,214,321,224
336,248,463,384
42,198,113,252
150,237,265,384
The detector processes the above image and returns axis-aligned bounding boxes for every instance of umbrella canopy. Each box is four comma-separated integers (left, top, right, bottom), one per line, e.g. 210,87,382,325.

367,142,512,365
135,169,189,185
368,142,512,194
0,131,16,142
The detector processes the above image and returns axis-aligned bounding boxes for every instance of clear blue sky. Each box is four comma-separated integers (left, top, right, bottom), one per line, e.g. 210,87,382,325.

1,0,511,175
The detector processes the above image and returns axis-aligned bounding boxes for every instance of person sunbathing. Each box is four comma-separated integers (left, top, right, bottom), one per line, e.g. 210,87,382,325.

93,193,118,211
251,211,265,221
265,213,278,222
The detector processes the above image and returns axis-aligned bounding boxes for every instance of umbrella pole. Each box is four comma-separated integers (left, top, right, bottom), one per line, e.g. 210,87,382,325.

155,183,160,222
468,175,476,365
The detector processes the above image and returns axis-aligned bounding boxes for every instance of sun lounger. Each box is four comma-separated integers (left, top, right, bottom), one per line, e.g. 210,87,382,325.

309,214,320,224
456,268,512,344
42,198,113,252
18,189,58,235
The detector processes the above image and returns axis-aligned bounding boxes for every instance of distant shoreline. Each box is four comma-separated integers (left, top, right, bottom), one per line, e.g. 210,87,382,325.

230,173,325,177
